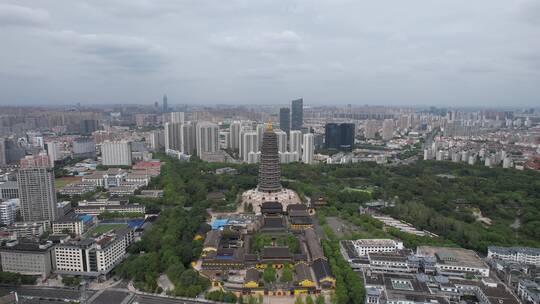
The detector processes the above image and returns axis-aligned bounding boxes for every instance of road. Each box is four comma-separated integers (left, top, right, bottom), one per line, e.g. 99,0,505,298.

134,294,212,304
0,284,219,304
0,285,91,302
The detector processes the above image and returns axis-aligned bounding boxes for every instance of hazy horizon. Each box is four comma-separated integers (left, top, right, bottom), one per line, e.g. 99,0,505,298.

1,0,539,107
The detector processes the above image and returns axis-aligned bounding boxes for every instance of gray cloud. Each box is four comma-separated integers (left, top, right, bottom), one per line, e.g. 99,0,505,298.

47,30,166,72
0,0,539,106
210,30,304,55
520,0,540,26
0,3,50,27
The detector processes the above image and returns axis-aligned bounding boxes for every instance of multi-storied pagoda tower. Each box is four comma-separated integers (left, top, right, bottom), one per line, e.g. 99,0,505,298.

257,122,282,193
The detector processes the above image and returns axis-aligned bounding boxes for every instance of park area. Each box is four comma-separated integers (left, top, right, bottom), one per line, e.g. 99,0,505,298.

55,176,82,189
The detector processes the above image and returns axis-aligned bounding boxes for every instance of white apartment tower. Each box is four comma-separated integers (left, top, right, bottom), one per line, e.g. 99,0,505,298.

365,120,377,139
170,112,185,124
275,130,287,153
149,130,164,151
181,122,196,154
47,141,62,165
302,133,314,164
256,124,265,147
242,132,259,162
196,122,219,156
101,141,132,166
382,119,394,141
229,121,241,151
289,130,303,155
164,122,182,151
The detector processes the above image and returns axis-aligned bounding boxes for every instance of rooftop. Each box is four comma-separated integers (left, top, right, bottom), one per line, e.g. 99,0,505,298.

353,239,400,247
488,246,540,256
417,246,487,269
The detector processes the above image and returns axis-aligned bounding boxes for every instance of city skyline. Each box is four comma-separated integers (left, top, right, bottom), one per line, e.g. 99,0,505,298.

1,1,540,106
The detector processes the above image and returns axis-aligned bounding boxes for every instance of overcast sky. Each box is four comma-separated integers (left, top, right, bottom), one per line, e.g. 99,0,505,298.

0,0,539,107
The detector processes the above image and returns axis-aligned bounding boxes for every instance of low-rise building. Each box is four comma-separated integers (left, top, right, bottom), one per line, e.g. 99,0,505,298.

81,169,127,189
350,239,404,256
1,221,50,239
517,279,540,304
364,272,519,304
0,239,54,278
59,182,97,196
54,227,134,277
74,200,145,215
52,214,92,236
488,246,540,266
417,246,490,277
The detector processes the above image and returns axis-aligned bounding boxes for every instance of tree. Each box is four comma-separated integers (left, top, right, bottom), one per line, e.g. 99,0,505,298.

247,295,257,304
294,297,305,304
281,265,293,283
263,265,276,283
316,295,326,304
62,276,81,287
306,295,314,304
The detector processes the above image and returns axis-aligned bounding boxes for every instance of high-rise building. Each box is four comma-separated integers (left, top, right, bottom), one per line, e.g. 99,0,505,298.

72,138,96,158
302,133,314,164
80,120,98,135
101,141,132,166
181,123,196,154
242,132,259,162
256,124,265,147
382,119,394,141
339,123,355,151
326,123,355,151
291,98,303,131
20,155,52,168
149,130,162,152
170,112,184,124
247,151,260,164
196,122,219,156
46,141,62,165
229,121,241,151
289,130,303,155
164,122,182,151
17,167,57,222
220,131,230,150
274,130,287,153
162,94,168,113
324,123,340,151
365,120,377,139
0,138,6,165
258,124,281,192
279,108,291,135
0,199,19,226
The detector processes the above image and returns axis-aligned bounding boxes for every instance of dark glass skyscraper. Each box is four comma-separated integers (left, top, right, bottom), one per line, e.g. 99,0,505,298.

325,123,355,151
339,123,355,151
162,94,168,113
325,123,340,150
258,123,281,193
291,98,303,131
80,119,98,135
279,107,290,135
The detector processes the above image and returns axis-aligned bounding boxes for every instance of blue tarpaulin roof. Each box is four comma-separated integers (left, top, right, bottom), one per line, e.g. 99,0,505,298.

78,214,93,223
211,219,229,230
